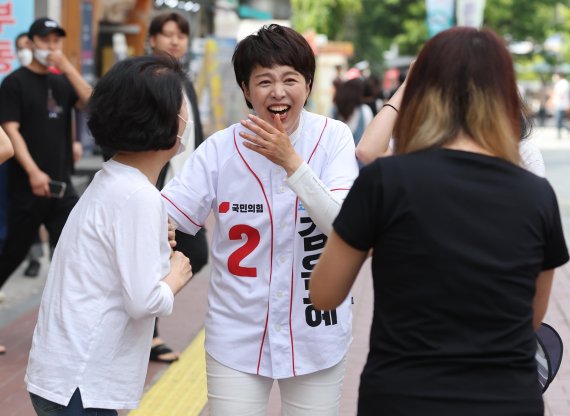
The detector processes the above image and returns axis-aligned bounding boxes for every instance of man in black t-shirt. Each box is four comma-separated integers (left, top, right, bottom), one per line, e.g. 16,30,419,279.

0,17,92,289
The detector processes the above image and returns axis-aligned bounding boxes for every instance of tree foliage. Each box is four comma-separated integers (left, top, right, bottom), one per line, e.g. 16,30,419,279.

292,0,570,75
352,0,426,72
291,0,361,41
483,0,560,43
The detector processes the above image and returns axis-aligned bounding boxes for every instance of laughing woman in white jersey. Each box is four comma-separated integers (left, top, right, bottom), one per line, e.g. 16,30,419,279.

162,24,358,416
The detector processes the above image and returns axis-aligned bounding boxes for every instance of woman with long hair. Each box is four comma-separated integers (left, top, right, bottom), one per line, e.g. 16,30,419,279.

311,27,568,415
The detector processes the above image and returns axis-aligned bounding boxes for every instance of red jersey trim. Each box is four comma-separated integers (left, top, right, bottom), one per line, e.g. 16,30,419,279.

233,129,275,376
288,116,329,377
161,194,204,228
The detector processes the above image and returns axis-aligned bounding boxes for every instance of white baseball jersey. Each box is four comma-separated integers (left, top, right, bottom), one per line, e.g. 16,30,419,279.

162,110,358,378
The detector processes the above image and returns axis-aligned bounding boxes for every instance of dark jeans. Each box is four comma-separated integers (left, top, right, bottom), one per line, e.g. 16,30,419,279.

30,388,117,415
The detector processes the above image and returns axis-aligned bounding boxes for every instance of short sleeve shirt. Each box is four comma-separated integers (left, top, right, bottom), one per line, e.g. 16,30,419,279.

334,148,569,412
0,67,77,188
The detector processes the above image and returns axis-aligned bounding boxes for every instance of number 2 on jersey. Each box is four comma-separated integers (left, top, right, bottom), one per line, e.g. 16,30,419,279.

227,224,260,277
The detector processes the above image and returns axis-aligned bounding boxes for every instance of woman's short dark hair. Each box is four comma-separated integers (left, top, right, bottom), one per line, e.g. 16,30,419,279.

87,55,185,152
149,12,190,37
334,78,365,121
232,24,315,109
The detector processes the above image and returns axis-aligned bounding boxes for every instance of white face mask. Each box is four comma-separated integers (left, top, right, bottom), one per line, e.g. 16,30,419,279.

176,94,192,155
17,48,33,66
33,47,51,67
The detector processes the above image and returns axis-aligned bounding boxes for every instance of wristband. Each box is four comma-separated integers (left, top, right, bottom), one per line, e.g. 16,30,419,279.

382,103,399,113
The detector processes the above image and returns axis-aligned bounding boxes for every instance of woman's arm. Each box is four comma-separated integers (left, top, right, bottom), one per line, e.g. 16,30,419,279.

241,113,357,236
355,83,405,165
240,113,303,176
310,230,368,310
533,269,555,330
286,162,342,235
356,60,415,165
0,126,13,164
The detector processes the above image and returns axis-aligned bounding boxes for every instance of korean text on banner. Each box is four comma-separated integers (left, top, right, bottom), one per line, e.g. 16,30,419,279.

0,0,34,83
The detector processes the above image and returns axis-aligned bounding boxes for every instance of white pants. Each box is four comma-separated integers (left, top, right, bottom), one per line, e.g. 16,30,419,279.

206,353,347,416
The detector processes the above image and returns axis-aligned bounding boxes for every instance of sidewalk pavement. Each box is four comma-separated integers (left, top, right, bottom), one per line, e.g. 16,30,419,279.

532,125,570,150
1,128,570,415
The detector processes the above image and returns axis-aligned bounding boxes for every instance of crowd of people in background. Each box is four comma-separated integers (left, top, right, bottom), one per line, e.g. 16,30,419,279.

0,17,92,357
0,11,568,416
331,62,408,166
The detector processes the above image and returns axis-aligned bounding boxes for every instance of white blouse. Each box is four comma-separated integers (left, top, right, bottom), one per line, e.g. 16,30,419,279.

26,160,174,410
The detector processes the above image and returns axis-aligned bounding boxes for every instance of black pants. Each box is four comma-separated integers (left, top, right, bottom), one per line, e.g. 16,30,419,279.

0,184,78,288
30,388,117,415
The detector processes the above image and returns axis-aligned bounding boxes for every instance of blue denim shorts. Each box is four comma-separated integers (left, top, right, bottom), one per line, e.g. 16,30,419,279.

30,388,117,416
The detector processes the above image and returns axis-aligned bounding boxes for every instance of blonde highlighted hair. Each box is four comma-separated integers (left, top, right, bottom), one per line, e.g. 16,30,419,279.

394,27,521,164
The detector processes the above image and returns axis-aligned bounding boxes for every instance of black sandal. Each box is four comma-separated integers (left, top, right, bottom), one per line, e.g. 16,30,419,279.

149,343,178,363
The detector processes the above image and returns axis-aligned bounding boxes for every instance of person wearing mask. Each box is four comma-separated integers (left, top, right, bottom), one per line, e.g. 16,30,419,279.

15,32,33,66
146,11,209,364
0,18,92,319
310,27,569,416
26,55,193,415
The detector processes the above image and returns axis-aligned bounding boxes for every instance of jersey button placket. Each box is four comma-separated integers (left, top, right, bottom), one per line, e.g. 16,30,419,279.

267,176,296,377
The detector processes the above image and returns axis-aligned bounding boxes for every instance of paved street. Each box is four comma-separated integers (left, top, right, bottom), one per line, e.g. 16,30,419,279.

0,125,569,415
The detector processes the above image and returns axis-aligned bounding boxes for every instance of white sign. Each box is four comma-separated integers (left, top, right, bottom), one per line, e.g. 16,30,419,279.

456,0,486,28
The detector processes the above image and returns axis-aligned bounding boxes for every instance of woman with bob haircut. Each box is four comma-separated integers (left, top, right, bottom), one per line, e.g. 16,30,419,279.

25,55,193,415
162,24,358,415
311,27,568,415
333,78,374,149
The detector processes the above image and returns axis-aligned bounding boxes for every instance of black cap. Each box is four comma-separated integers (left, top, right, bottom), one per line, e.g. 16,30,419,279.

28,17,66,38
